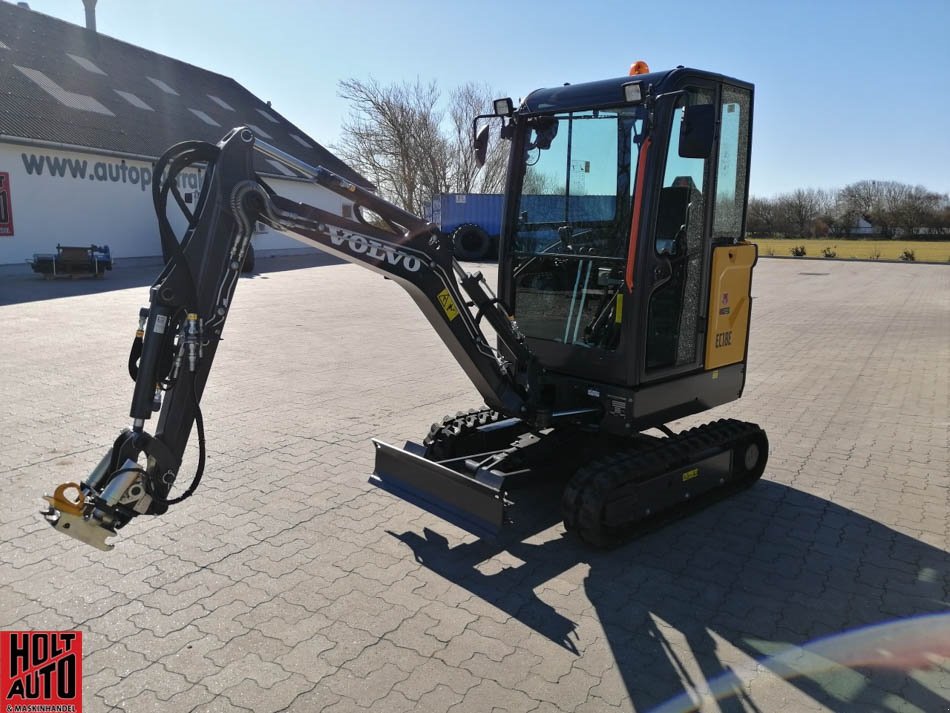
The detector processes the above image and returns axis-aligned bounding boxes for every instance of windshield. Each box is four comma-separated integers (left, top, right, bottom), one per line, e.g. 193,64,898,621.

510,107,645,351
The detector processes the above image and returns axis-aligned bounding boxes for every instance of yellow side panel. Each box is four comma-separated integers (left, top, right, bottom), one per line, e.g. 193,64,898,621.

705,243,757,369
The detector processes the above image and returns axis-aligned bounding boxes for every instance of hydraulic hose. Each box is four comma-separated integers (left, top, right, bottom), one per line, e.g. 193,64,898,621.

148,382,206,507
151,140,220,310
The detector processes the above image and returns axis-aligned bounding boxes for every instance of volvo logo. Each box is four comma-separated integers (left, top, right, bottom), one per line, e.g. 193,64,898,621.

330,233,422,272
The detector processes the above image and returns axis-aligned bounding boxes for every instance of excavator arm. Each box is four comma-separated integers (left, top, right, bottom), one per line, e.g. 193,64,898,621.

42,127,537,550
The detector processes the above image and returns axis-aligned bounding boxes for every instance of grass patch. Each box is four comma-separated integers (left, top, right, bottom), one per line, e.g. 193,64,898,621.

754,239,950,263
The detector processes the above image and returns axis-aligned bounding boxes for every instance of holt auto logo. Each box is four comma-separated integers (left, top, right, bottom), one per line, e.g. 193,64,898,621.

1,631,82,712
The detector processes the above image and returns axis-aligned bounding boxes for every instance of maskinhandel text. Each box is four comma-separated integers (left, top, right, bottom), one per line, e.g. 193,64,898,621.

20,152,202,192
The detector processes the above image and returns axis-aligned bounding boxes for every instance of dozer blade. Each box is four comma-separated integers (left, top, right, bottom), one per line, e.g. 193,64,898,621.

370,439,508,540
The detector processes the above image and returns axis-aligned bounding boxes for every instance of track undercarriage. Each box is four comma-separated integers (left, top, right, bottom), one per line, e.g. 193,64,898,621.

372,409,768,548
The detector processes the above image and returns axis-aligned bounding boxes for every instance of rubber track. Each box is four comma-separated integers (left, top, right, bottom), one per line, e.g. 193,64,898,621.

562,419,768,548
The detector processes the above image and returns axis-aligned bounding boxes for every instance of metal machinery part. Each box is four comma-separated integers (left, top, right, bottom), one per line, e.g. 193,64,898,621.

43,66,768,550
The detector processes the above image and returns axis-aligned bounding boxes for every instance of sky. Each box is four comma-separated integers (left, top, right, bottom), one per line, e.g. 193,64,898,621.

23,0,950,198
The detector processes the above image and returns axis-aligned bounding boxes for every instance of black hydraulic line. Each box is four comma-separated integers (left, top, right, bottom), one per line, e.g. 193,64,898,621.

151,140,220,310
124,137,233,501
150,383,206,506
473,297,513,327
128,334,142,380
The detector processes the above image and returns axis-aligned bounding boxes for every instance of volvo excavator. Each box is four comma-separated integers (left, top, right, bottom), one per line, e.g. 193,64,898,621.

42,64,768,551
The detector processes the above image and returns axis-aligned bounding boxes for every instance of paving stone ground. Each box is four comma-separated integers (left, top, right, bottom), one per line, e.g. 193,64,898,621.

1,256,948,713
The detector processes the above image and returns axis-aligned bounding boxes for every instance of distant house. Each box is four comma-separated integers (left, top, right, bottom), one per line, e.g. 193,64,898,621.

852,216,876,236
0,2,371,266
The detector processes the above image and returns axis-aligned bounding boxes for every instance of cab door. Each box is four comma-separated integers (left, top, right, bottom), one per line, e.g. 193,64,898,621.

640,85,715,381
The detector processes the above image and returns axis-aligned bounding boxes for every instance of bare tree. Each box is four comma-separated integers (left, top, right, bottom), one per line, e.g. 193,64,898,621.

746,197,776,235
337,79,950,241
811,188,837,237
752,180,950,239
335,78,507,216
448,82,507,194
837,180,909,237
839,180,878,217
933,200,950,235
888,184,945,236
522,166,560,195
773,188,822,237
334,78,450,216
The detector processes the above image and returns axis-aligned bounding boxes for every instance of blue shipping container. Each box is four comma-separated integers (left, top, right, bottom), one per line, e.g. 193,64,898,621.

428,193,505,236
427,192,617,259
427,193,504,260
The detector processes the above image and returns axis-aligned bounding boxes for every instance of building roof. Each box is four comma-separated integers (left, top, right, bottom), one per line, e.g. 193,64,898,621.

0,2,372,188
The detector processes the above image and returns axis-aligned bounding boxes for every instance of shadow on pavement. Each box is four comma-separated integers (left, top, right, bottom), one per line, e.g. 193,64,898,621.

0,252,343,306
391,479,949,712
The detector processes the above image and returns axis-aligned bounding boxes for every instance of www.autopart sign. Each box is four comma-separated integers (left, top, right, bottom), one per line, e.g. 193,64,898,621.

0,172,12,236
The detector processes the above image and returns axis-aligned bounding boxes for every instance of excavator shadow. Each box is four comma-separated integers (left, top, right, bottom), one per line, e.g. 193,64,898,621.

0,252,343,306
390,479,949,712
0,260,161,306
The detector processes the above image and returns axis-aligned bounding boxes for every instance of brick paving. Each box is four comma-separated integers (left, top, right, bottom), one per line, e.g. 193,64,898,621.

1,257,947,712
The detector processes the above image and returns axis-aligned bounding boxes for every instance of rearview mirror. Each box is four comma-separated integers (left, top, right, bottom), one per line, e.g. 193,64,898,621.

474,123,490,168
679,104,715,159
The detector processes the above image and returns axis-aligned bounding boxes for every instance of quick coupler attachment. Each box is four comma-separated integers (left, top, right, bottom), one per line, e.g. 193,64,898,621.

370,439,509,540
42,482,116,551
42,452,151,551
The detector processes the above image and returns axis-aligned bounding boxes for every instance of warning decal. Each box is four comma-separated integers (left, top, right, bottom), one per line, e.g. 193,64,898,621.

437,288,460,321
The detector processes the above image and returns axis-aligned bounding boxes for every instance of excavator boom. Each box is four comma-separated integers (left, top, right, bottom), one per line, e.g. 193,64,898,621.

42,126,536,549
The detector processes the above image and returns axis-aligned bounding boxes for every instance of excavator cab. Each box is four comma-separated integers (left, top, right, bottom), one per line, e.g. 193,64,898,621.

496,68,755,413
42,66,767,552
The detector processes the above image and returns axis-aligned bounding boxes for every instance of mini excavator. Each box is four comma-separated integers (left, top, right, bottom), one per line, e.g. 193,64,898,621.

43,64,768,551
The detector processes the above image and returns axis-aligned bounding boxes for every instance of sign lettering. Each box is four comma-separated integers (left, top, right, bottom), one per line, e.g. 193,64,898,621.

330,233,421,272
1,630,82,711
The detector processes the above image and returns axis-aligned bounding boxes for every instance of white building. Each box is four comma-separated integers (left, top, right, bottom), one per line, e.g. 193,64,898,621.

852,216,876,236
0,2,370,267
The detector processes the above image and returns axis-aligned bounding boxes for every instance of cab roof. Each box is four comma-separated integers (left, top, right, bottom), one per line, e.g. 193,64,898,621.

520,67,751,114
